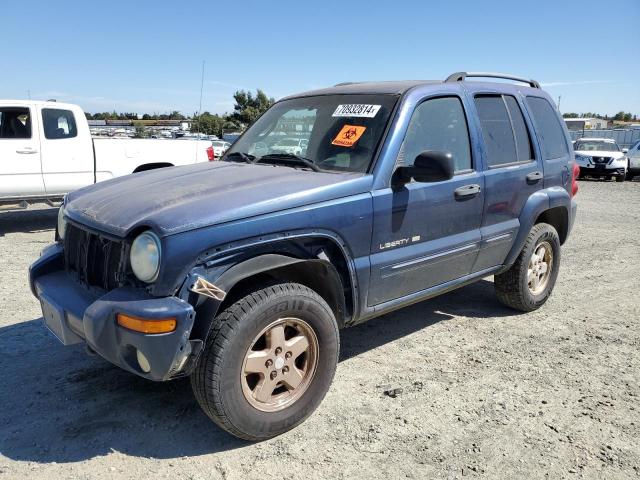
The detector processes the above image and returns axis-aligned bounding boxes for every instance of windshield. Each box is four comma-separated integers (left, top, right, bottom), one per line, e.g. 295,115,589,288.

224,94,398,173
575,140,620,152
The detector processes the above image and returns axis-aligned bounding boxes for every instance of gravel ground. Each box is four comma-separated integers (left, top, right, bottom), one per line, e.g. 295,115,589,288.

0,180,639,480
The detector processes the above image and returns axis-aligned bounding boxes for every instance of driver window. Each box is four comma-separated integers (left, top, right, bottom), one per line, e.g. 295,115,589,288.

399,97,472,173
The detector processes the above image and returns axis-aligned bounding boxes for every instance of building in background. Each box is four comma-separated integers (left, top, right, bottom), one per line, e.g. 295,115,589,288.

564,117,609,131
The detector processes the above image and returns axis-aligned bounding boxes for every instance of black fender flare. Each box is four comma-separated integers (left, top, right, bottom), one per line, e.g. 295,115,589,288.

215,253,305,292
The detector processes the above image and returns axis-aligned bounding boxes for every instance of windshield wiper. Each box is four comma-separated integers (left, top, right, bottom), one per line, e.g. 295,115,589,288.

256,153,320,172
224,151,255,163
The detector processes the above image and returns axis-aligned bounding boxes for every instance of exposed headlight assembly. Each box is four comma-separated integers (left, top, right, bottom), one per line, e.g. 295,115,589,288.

57,207,68,241
130,231,161,283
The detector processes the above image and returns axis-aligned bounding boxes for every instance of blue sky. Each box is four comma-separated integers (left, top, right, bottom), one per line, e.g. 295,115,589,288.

3,0,639,116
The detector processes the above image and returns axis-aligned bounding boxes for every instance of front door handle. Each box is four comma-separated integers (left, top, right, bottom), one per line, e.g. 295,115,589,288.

526,171,543,183
16,148,38,154
454,184,481,200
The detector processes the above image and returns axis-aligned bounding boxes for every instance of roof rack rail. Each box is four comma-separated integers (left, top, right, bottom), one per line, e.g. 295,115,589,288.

445,72,541,89
334,82,359,87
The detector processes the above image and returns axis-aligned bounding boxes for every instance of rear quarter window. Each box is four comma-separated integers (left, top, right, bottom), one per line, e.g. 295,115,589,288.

42,108,78,140
525,97,568,160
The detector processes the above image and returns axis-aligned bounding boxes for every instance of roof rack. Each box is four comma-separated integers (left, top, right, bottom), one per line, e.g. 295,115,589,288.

445,72,541,89
334,82,360,87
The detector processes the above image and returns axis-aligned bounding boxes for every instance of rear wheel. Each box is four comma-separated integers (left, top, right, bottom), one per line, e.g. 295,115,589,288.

191,282,339,440
495,223,561,312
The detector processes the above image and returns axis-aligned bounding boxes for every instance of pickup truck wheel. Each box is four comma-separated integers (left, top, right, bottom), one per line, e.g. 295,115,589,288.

615,174,625,183
494,223,560,312
191,282,339,441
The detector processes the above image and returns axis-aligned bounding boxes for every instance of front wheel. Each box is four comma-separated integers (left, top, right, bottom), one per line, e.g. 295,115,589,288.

191,282,339,441
616,174,625,183
495,223,561,312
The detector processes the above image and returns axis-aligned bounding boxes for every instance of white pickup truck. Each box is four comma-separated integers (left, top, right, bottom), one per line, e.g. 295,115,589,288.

0,100,214,206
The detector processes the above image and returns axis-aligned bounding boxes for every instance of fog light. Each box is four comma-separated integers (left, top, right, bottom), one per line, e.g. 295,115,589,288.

136,349,151,373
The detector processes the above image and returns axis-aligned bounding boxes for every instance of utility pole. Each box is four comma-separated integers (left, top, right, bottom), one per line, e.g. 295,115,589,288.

196,60,205,136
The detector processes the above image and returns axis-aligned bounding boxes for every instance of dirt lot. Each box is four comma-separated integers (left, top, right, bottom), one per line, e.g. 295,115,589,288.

0,180,639,480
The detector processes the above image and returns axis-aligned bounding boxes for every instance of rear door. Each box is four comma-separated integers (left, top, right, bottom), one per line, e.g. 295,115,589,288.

0,105,45,199
38,106,94,196
465,91,543,272
524,95,573,191
368,93,484,306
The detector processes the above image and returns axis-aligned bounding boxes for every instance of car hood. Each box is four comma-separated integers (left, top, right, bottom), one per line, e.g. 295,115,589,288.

574,150,624,158
65,161,371,237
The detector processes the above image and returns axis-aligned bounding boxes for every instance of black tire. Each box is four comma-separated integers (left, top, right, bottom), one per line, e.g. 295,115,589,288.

191,282,339,441
626,171,635,181
615,174,625,183
494,223,561,312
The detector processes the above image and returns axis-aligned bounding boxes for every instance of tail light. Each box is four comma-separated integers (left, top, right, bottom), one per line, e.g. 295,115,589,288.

571,162,580,197
206,146,215,161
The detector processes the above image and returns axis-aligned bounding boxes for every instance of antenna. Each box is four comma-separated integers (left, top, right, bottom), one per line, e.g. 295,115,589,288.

557,95,562,110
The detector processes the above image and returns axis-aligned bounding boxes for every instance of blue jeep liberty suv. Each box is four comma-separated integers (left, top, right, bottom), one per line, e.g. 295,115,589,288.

30,72,578,440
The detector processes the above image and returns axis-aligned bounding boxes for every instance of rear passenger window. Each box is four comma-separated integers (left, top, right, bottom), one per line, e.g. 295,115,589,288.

525,97,568,160
0,107,31,139
42,108,77,139
474,95,533,167
399,96,472,173
504,96,533,161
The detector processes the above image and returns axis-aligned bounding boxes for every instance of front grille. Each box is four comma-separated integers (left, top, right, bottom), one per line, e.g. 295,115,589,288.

64,223,128,291
592,156,611,164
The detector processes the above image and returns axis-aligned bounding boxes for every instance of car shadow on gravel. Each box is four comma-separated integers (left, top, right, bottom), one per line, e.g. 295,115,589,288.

0,207,57,236
0,280,514,463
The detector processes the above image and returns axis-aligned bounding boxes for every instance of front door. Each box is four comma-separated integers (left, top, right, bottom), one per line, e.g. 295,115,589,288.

368,95,484,306
0,105,44,199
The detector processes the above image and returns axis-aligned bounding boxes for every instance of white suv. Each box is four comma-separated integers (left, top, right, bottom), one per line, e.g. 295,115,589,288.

626,140,640,181
574,138,628,182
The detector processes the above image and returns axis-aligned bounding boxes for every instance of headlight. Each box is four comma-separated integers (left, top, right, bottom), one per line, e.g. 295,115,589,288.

57,207,67,241
575,154,590,163
130,231,161,283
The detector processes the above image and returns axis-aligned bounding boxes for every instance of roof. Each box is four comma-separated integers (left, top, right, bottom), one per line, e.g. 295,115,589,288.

0,99,80,110
280,80,441,99
564,118,606,122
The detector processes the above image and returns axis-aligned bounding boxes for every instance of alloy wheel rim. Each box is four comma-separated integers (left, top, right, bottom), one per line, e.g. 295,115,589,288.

527,240,553,295
241,317,319,412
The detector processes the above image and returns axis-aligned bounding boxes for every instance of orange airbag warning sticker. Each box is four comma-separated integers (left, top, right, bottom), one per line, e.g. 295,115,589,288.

332,125,366,147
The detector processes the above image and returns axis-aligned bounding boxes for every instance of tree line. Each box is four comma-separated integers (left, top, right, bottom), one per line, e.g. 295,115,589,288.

84,89,275,137
562,112,638,122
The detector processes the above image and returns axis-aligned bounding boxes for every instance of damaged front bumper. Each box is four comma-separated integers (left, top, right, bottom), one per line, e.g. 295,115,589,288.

29,243,196,381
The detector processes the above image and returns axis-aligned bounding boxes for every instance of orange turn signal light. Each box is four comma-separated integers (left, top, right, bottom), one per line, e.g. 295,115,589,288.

116,314,176,334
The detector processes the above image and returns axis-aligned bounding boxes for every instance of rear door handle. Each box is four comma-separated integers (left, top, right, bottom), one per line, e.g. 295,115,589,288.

454,184,481,200
16,148,38,154
526,171,543,183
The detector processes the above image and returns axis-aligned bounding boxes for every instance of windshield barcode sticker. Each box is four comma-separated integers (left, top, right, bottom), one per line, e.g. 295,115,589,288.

332,104,381,118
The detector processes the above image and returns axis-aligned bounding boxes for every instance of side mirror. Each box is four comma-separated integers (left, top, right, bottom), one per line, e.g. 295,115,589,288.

395,150,455,184
622,148,629,154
